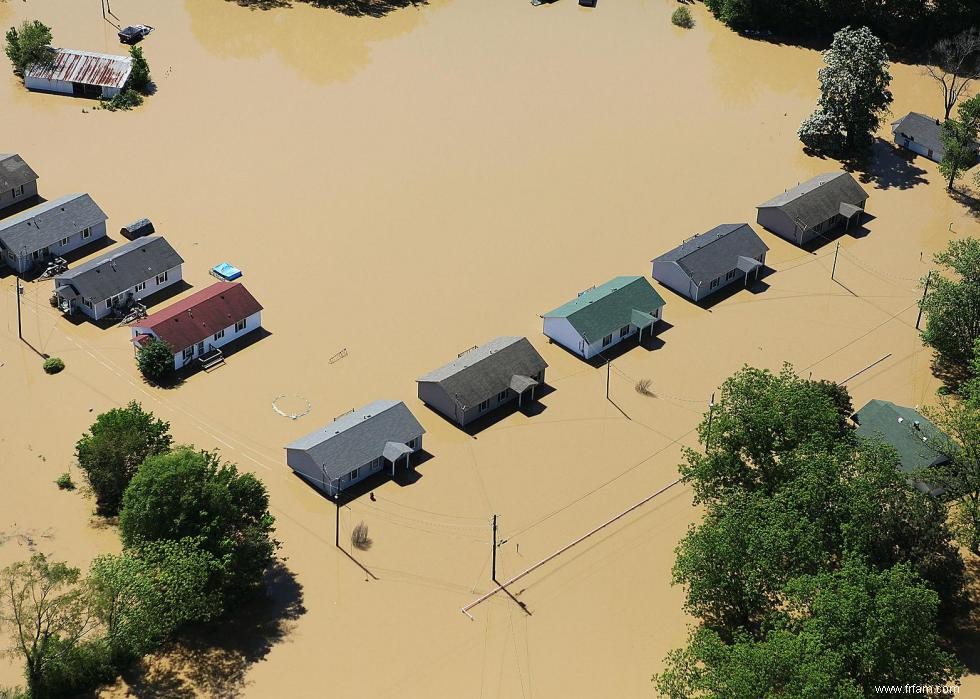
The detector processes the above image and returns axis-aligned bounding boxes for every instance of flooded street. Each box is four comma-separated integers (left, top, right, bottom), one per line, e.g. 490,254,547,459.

1,0,977,696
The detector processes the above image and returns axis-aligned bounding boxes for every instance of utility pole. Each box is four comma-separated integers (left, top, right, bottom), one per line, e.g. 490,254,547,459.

334,488,341,549
15,274,22,341
705,392,716,449
491,514,498,583
916,271,932,330
831,241,840,280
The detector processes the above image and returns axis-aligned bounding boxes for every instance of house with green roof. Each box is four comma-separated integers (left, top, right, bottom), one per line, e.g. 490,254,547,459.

851,399,950,496
541,276,665,360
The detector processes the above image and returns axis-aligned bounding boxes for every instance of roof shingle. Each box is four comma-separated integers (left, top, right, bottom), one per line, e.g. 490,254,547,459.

0,193,107,253
542,276,665,343
54,236,183,302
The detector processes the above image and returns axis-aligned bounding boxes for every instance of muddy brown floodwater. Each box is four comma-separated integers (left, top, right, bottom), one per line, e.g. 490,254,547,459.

1,0,978,696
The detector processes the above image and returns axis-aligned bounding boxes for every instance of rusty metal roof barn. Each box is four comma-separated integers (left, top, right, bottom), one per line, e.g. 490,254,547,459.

26,49,132,89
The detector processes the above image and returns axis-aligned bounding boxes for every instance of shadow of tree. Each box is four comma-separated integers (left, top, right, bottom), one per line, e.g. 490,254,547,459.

229,0,429,18
947,554,980,673
847,139,929,191
118,561,305,698
950,187,980,221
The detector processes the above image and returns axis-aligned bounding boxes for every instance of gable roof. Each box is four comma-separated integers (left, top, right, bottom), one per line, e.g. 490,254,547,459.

852,399,950,474
653,224,769,285
286,400,425,481
417,337,548,409
542,276,666,343
757,172,869,230
0,154,39,192
26,48,132,89
135,282,262,351
0,193,108,253
891,112,945,158
54,236,183,302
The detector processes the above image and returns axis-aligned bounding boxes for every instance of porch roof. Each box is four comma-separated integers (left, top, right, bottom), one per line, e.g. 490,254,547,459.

509,374,539,393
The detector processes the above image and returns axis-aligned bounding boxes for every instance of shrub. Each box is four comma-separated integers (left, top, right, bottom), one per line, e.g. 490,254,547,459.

4,20,52,77
75,401,172,516
42,357,65,374
100,89,143,112
635,378,655,396
671,7,694,28
352,522,372,551
126,46,152,94
55,472,75,490
136,337,174,383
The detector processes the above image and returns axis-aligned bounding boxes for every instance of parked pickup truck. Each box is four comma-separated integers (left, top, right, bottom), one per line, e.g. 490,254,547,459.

118,25,154,45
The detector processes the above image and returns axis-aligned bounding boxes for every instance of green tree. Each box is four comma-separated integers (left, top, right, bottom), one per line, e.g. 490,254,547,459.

3,20,52,77
88,538,221,660
126,45,151,94
75,401,172,516
939,94,980,191
925,394,980,553
680,365,852,504
0,555,98,699
136,337,174,384
799,26,893,154
120,448,278,603
920,237,980,380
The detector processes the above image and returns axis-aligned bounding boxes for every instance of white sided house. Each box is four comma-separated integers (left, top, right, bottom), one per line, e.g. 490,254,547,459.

25,48,132,99
0,154,39,216
131,282,263,371
756,172,869,247
652,223,769,303
0,194,108,274
285,400,426,498
542,276,665,360
53,236,184,321
890,112,969,164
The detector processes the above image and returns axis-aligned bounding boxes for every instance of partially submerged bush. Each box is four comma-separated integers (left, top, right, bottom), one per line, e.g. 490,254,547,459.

55,472,75,490
635,378,655,396
100,89,143,112
42,357,65,374
351,522,372,551
671,7,694,28
136,337,174,384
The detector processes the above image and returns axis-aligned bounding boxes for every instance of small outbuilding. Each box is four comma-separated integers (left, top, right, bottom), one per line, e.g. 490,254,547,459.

890,112,973,164
851,399,950,496
417,337,548,427
542,276,665,360
756,172,869,246
53,236,183,321
0,193,108,274
652,223,769,302
131,282,263,370
285,400,426,497
25,48,132,99
0,154,39,216
120,218,154,240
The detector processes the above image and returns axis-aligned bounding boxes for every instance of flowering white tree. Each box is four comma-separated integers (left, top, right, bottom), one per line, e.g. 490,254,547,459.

799,26,893,155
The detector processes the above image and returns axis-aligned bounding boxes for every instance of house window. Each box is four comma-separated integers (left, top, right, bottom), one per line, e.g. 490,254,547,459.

602,333,613,347
81,228,91,239
407,438,417,449
82,299,93,309
235,319,247,332
13,185,24,197
350,468,359,481
105,299,111,310
757,253,765,263
725,269,737,281
709,278,720,289
619,325,630,338
182,347,193,361
213,329,225,341
134,281,146,292
479,399,490,412
155,271,168,285
497,390,508,402
60,236,70,246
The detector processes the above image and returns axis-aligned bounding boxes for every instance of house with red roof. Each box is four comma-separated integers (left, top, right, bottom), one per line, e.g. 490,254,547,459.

131,282,263,370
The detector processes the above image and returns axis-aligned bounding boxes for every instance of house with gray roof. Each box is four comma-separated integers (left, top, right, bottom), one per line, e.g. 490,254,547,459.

0,154,39,216
851,399,950,496
0,193,108,274
891,112,973,164
417,337,548,427
53,236,184,321
652,224,768,302
286,400,425,497
542,276,665,360
757,172,869,246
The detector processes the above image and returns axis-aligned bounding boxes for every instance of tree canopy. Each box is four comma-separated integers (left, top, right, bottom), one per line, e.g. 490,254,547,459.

135,337,174,384
920,237,980,382
3,20,52,77
799,26,893,155
119,447,278,603
75,401,172,516
939,94,980,191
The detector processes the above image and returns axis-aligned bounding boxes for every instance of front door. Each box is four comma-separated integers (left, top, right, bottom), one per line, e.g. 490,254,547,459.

197,341,205,356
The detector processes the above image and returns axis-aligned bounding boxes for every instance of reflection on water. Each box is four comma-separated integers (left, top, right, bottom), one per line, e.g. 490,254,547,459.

186,0,449,84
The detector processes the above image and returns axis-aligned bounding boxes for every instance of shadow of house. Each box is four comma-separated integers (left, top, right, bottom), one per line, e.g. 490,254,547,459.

417,336,549,433
119,562,305,699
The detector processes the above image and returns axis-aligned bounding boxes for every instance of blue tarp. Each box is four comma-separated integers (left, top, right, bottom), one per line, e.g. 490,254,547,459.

211,262,242,281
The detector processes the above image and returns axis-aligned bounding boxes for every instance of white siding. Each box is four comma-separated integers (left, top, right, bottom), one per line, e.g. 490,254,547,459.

170,310,262,370
24,76,73,95
5,221,109,274
895,136,938,162
543,316,586,357
0,180,38,214
651,260,696,300
60,263,184,321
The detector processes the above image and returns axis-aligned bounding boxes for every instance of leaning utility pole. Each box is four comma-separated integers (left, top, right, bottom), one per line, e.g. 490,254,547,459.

916,271,932,330
831,241,840,280
491,514,499,583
